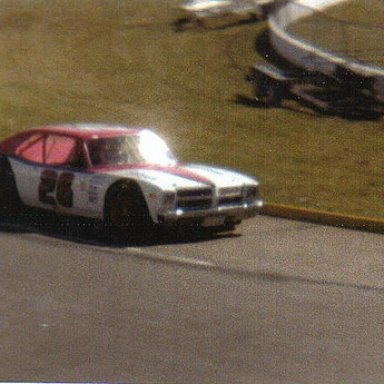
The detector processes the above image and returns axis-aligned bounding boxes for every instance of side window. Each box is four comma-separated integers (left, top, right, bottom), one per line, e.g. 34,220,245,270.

15,134,45,164
67,143,86,169
45,135,77,166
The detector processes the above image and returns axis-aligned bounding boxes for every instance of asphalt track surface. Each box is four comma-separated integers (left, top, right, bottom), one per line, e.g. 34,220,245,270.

1,213,384,383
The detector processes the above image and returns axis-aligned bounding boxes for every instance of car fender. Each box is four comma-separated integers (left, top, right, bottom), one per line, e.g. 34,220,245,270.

102,176,164,224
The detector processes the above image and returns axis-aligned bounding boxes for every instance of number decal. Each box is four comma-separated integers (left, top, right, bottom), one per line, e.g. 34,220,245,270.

38,170,74,208
38,170,57,205
56,172,74,208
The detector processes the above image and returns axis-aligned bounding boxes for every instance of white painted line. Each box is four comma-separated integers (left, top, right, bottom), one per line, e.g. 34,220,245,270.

107,246,216,268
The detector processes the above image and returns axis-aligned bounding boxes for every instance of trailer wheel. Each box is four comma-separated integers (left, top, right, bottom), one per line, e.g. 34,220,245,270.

252,80,283,106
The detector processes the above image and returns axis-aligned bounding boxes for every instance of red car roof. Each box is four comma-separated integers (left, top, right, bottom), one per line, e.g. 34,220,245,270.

0,124,144,156
26,123,142,140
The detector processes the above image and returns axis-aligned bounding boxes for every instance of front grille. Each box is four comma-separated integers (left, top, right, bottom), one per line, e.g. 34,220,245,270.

218,187,243,206
177,188,212,197
177,188,213,210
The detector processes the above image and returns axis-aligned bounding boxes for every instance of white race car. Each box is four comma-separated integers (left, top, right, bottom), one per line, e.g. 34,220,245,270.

0,124,263,235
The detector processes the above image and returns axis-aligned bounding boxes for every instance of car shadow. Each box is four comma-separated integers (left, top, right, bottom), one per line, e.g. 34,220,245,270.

0,208,240,248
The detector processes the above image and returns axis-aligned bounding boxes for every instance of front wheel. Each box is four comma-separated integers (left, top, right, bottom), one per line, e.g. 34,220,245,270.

104,182,151,241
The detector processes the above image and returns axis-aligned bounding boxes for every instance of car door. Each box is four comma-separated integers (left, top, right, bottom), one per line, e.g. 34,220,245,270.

38,134,97,218
11,133,86,213
10,132,49,208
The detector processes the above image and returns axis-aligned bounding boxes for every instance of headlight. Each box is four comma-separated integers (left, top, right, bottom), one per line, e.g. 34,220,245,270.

162,191,176,206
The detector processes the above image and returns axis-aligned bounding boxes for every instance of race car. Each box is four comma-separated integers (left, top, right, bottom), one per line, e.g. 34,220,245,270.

0,124,263,234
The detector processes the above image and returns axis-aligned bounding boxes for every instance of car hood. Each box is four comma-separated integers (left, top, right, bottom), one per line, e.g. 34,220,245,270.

100,163,258,190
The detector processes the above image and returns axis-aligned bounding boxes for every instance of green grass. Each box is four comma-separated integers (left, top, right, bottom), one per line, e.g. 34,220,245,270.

0,0,384,218
288,0,384,66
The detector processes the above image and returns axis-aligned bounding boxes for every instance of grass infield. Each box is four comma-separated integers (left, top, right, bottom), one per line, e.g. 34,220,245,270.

0,0,383,218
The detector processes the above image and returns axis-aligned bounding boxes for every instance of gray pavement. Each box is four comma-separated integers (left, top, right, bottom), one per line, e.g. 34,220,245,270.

1,215,384,383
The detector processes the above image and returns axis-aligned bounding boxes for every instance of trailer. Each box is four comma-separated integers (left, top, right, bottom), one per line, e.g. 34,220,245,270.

246,62,384,118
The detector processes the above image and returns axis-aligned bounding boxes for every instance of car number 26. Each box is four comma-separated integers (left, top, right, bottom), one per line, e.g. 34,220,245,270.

38,169,74,208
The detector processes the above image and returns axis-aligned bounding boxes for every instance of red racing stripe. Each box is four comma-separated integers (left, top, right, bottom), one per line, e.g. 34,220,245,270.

90,163,213,185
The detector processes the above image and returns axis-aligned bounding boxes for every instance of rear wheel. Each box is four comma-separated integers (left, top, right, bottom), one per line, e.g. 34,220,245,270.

104,182,151,241
0,157,21,217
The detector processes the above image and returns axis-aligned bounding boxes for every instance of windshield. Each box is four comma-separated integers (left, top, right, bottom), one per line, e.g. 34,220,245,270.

86,130,176,167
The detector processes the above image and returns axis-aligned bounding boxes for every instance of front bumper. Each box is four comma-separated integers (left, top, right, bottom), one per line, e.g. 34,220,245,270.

157,199,264,226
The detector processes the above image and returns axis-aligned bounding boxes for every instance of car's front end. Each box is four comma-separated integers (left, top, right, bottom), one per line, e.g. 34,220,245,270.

85,128,264,230
140,162,263,229
157,182,263,228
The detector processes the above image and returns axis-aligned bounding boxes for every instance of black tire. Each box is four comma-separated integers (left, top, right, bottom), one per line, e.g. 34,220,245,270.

252,79,283,106
0,157,21,216
104,181,151,240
